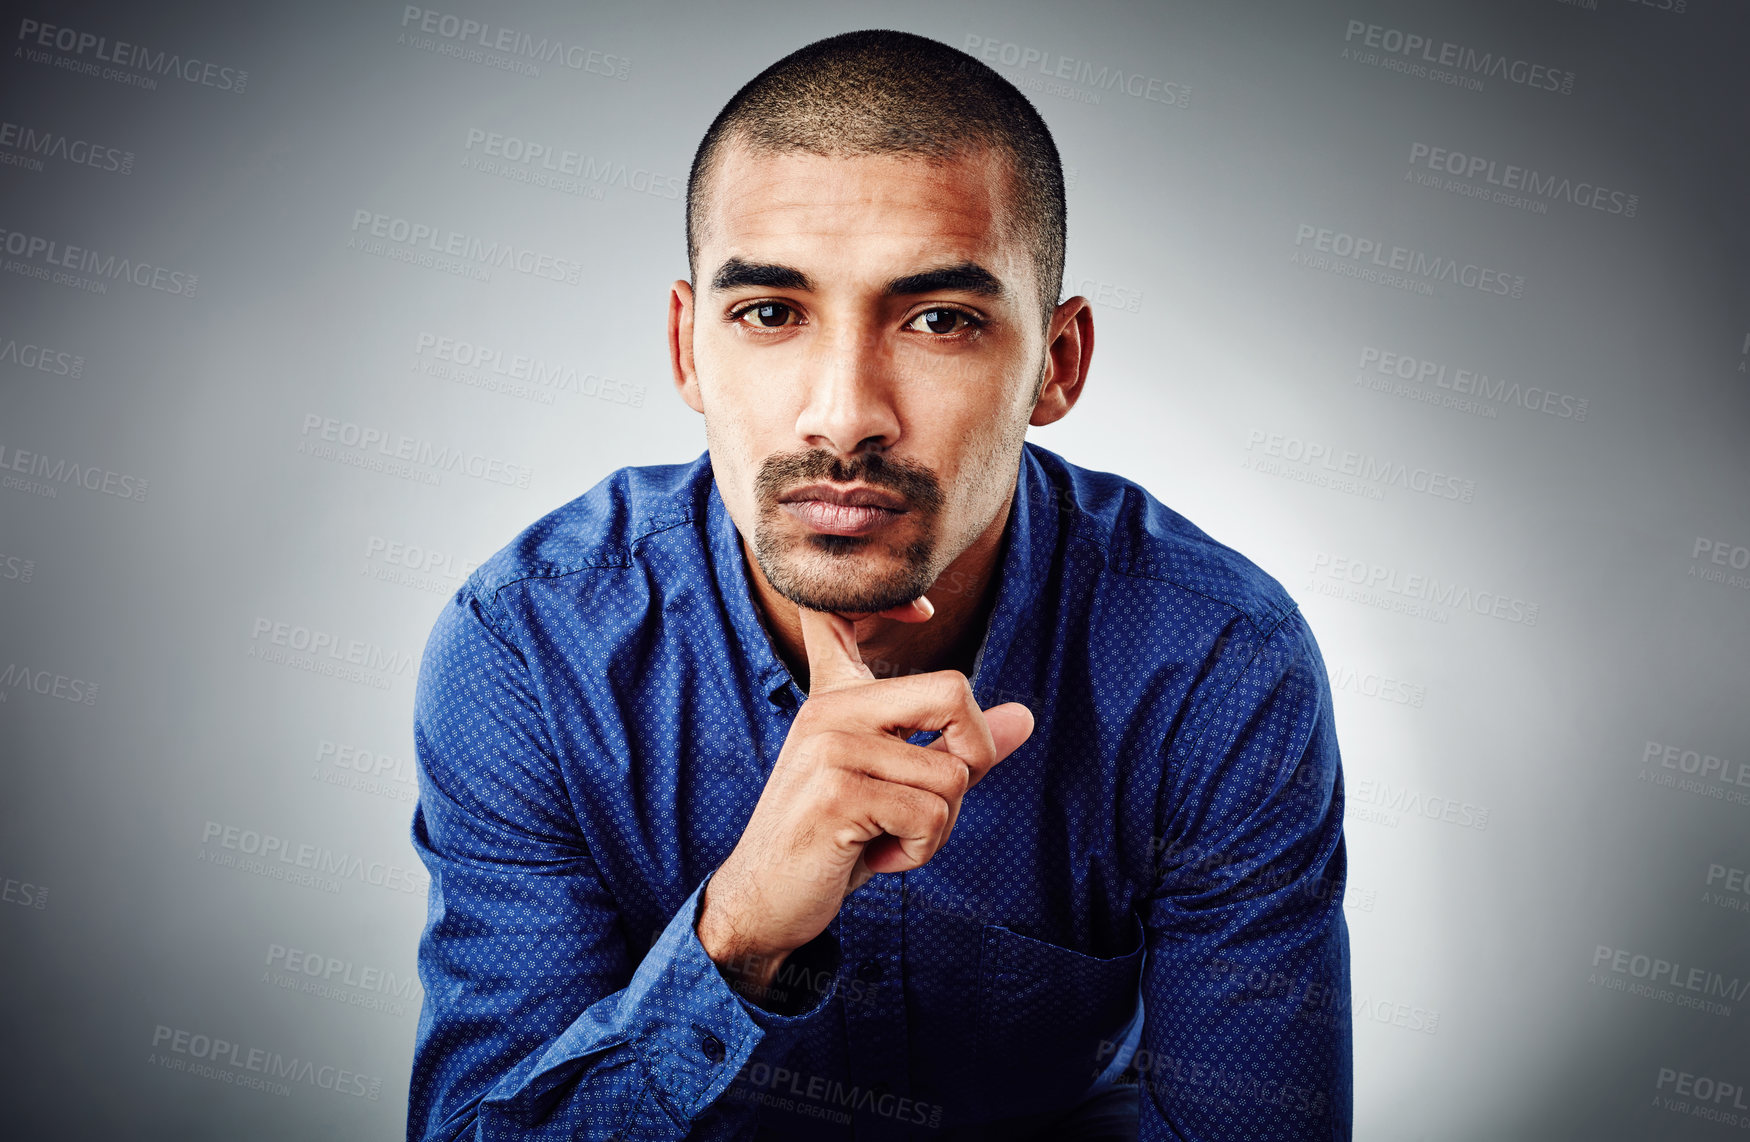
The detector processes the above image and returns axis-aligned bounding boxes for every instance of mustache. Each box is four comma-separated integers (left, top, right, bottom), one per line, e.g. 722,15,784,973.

754,449,944,515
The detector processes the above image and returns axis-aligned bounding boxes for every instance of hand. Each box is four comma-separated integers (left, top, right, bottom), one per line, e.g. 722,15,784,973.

697,594,1035,993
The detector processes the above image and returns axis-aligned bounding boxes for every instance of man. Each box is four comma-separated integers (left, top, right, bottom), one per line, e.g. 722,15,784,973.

408,29,1350,1142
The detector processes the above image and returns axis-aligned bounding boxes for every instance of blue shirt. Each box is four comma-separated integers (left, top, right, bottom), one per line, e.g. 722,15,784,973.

408,441,1351,1141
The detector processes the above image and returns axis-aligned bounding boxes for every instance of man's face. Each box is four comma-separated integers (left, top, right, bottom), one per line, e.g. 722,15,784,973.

674,141,1052,615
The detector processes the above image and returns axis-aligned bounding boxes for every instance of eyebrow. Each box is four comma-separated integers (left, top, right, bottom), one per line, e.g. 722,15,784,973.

708,257,1006,300
711,257,811,293
884,261,1004,300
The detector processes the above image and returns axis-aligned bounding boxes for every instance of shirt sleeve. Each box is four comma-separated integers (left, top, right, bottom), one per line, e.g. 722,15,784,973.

406,583,842,1142
1135,609,1353,1141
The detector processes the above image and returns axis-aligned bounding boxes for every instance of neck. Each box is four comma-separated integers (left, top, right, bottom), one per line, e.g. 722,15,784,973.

743,479,1017,693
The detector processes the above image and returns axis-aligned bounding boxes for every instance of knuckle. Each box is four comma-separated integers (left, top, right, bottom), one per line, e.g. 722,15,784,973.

795,694,843,730
812,764,852,804
810,728,856,760
944,756,971,797
919,747,965,796
780,761,833,811
933,670,974,706
900,786,947,834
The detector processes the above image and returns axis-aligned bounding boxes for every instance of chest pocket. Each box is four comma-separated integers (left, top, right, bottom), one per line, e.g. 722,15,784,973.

972,911,1146,1121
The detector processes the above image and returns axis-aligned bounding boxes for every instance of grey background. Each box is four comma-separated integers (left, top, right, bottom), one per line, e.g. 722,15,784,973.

2,0,1747,1138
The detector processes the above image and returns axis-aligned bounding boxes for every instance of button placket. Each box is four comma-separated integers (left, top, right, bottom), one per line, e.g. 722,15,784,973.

839,874,911,1140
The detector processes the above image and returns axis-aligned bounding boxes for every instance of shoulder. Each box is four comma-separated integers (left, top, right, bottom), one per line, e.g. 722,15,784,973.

1028,442,1299,640
460,453,711,622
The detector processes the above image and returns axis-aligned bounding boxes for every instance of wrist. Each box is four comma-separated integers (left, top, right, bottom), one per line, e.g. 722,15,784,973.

701,925,795,1009
698,882,792,993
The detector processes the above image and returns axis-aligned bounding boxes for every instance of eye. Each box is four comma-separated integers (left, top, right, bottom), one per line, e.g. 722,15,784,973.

906,308,978,336
732,301,800,329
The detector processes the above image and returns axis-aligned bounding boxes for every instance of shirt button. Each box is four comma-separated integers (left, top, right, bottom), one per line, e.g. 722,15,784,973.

856,959,885,982
700,1032,725,1063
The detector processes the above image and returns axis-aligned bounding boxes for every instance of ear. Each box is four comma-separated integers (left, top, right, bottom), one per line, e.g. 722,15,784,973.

669,279,704,414
1028,296,1093,427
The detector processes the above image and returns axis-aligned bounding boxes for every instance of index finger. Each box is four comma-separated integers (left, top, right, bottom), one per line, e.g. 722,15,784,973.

796,606,876,695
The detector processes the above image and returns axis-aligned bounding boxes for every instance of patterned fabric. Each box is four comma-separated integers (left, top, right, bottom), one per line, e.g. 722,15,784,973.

407,441,1351,1141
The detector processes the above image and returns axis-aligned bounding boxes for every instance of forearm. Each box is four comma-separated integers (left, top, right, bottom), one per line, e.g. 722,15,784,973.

413,867,842,1141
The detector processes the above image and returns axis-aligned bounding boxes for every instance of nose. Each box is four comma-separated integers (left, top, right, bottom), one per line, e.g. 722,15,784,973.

793,318,900,456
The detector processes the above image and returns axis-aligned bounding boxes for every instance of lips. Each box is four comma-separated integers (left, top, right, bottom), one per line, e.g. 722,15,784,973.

778,483,907,511
777,483,907,536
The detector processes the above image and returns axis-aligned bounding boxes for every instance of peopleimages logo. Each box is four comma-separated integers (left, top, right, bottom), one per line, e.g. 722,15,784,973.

149,1025,382,1100
15,17,249,93
1590,944,1743,1016
318,738,416,783
348,209,583,286
1705,865,1750,915
1407,142,1638,218
1063,270,1145,315
413,332,645,408
364,534,477,587
198,819,428,896
1096,1045,1329,1115
461,129,681,200
249,618,415,679
0,552,36,584
1326,663,1425,709
264,941,420,1016
1308,551,1540,627
0,661,97,705
1243,429,1478,503
0,226,198,297
398,6,629,80
266,943,418,1000
0,120,133,175
1,872,48,910
1340,19,1574,95
727,1061,945,1128
1356,346,1589,422
248,616,415,694
362,536,476,598
962,33,1190,109
298,412,534,489
0,441,148,502
1349,776,1490,831
1654,1068,1748,1131
1292,223,1525,299
1690,536,1750,591
0,331,84,378
1639,740,1750,806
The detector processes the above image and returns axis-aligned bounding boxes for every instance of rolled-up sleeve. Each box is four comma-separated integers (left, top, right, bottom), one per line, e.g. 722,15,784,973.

1136,609,1352,1141
407,583,840,1142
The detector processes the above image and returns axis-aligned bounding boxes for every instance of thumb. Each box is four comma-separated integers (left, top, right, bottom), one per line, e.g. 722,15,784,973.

796,605,875,695
929,700,1034,785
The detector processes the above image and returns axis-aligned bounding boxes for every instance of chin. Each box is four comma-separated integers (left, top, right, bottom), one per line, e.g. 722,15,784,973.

765,549,933,615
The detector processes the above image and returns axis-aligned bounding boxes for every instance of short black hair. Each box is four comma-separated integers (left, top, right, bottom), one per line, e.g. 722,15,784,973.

686,29,1067,324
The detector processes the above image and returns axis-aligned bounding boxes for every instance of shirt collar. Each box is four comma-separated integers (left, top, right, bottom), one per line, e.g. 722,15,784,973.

701,444,1056,707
